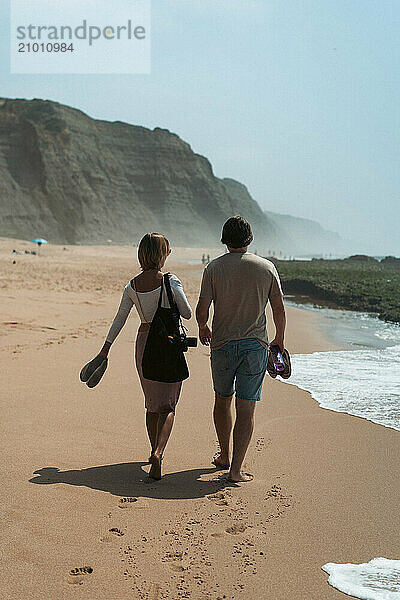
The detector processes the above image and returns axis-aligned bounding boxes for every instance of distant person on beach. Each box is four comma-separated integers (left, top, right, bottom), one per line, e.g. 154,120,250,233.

96,233,192,480
196,216,286,482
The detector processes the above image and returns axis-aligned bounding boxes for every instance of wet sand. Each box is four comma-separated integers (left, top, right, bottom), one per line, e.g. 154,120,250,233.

1,239,399,599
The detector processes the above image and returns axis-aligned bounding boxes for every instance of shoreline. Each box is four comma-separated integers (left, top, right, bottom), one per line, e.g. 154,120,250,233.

1,241,399,599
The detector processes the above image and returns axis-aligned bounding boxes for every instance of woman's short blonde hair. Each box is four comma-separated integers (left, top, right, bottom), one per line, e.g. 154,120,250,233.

138,233,170,271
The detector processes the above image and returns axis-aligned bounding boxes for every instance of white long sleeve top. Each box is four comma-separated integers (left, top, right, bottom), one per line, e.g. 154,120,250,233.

106,274,192,344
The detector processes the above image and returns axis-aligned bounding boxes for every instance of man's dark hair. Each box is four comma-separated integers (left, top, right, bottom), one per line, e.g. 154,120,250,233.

221,216,253,248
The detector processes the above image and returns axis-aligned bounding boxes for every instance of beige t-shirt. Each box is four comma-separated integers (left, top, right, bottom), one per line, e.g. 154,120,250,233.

199,252,283,349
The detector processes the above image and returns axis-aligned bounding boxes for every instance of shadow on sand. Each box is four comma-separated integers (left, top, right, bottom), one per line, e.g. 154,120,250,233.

29,462,232,500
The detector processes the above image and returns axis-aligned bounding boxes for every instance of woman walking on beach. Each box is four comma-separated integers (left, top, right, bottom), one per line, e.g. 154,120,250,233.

97,233,192,480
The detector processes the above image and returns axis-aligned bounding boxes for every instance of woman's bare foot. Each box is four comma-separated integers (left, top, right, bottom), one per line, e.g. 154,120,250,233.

227,471,254,483
212,453,230,469
149,454,162,480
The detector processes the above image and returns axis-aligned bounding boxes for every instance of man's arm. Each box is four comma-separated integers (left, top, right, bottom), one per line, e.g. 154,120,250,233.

269,294,286,352
196,297,212,346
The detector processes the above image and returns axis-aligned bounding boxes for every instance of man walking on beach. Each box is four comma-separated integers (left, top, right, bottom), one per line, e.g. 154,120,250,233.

196,216,286,482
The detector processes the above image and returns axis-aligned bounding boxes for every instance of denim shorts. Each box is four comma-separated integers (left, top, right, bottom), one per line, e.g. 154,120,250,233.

210,338,268,401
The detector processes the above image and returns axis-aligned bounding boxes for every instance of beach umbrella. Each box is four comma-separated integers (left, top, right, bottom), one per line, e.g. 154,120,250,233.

31,238,48,254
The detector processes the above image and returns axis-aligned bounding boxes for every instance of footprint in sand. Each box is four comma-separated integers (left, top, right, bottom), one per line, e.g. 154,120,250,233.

67,566,93,585
101,527,125,542
70,566,93,575
170,564,186,572
210,531,225,538
118,497,138,508
162,550,187,572
265,484,292,505
225,523,247,535
207,491,230,506
265,484,282,498
163,550,184,561
262,484,293,525
109,527,125,536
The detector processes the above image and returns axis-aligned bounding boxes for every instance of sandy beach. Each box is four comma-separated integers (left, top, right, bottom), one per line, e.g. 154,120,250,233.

1,239,399,600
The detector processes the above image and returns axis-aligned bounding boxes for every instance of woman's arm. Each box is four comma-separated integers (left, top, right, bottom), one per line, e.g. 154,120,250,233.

99,286,134,357
170,276,192,320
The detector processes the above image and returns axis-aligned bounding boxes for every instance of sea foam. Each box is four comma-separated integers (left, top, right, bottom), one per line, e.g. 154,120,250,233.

285,344,400,430
281,309,400,431
322,558,400,600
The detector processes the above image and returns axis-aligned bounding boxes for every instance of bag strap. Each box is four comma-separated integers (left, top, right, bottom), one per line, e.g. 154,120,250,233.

157,276,164,308
164,275,186,340
163,273,178,312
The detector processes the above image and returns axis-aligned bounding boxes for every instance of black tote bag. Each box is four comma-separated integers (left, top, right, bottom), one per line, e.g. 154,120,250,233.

141,274,189,383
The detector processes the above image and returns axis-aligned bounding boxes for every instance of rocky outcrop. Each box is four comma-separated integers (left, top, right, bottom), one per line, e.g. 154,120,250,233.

0,97,279,249
380,256,400,269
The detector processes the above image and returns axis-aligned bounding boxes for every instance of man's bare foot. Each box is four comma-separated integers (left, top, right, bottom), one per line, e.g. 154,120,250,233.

227,471,254,483
212,453,230,469
149,454,162,480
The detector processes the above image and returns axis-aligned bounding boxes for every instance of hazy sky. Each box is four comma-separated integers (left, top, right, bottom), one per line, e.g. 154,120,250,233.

1,0,399,254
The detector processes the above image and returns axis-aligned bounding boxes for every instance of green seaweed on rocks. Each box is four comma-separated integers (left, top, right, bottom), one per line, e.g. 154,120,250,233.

269,256,400,324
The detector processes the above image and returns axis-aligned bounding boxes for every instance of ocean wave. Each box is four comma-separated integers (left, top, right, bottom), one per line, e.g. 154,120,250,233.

283,345,400,431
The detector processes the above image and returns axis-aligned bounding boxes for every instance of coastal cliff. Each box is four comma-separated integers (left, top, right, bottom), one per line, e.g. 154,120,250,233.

0,97,278,249
0,97,351,255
